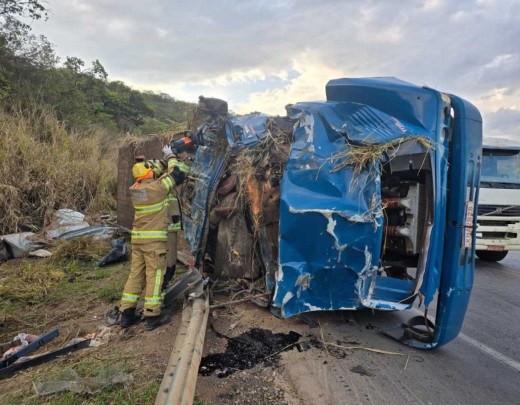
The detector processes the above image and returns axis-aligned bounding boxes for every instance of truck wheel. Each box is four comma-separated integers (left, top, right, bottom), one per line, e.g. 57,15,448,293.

476,250,508,262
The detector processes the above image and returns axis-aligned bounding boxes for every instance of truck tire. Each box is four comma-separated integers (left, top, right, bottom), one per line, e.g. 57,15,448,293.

476,250,508,262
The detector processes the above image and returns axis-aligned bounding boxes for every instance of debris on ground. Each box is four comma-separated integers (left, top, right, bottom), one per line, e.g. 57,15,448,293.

0,232,44,260
0,209,120,262
0,333,40,361
28,249,53,258
44,209,90,239
33,365,133,396
0,329,59,369
97,239,128,267
0,336,91,380
350,365,374,377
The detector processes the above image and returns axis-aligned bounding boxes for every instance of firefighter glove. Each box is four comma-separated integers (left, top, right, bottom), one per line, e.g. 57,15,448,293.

162,144,173,159
171,166,186,185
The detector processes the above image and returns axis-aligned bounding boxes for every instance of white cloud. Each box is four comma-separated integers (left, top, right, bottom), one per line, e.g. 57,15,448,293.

235,53,345,115
30,0,520,136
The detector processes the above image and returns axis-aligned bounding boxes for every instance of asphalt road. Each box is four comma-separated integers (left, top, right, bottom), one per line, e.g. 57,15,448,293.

281,253,520,404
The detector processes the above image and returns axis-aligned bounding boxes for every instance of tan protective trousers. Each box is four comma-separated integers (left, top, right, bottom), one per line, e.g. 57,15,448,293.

120,241,166,317
166,231,178,268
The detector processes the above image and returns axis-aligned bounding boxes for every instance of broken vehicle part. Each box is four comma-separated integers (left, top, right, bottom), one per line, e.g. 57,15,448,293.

162,267,203,307
58,225,119,240
0,328,59,369
178,77,482,349
96,239,128,267
0,232,45,259
0,338,91,380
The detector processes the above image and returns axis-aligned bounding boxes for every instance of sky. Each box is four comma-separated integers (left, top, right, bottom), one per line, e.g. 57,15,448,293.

30,0,520,137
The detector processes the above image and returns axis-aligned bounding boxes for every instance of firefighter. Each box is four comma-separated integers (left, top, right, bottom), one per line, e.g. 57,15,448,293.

161,144,190,291
120,158,186,330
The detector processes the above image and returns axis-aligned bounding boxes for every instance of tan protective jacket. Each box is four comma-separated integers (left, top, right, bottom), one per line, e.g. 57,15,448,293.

130,174,175,244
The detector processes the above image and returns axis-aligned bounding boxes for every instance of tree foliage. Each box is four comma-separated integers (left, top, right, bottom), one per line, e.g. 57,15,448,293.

0,0,192,135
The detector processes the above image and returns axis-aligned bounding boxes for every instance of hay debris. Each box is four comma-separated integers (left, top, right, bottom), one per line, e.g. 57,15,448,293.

329,136,435,175
51,237,111,263
230,117,292,232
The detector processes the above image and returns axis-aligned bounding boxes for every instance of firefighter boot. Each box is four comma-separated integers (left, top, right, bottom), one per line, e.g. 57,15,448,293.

145,315,161,331
161,265,176,291
120,308,138,328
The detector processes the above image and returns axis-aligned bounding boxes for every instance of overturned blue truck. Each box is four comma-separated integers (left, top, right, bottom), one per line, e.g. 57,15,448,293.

177,77,482,349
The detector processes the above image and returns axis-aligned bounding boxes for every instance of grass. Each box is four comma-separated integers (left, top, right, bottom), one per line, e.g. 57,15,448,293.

0,106,116,235
0,253,129,342
52,238,111,264
1,355,160,405
0,253,138,404
96,280,126,303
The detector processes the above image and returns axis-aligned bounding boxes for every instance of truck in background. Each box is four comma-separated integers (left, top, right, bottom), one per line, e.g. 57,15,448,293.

476,138,520,262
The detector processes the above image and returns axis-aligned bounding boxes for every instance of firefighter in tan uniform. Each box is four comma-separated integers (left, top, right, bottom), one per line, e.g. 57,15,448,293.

120,158,186,330
161,145,191,291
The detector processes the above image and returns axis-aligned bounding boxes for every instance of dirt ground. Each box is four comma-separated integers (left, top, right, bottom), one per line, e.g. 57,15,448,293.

0,253,185,404
0,251,410,405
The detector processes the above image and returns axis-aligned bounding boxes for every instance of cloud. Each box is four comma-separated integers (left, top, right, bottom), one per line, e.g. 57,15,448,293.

235,52,345,115
484,108,520,138
31,0,520,135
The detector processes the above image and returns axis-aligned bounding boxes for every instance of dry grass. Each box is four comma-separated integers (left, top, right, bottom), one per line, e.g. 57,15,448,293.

0,259,65,301
51,237,111,263
0,107,117,234
0,237,110,302
329,136,435,175
231,117,292,229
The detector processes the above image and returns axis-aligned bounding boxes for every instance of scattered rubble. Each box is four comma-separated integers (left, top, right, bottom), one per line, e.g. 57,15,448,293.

33,365,133,396
0,209,120,262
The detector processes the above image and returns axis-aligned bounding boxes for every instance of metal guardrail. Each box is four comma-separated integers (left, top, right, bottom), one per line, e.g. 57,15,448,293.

155,294,210,405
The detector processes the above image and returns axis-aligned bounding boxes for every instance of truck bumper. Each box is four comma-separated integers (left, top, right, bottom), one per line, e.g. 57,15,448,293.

476,216,520,250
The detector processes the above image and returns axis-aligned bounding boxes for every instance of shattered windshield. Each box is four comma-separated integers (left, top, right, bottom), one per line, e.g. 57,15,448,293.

481,149,520,184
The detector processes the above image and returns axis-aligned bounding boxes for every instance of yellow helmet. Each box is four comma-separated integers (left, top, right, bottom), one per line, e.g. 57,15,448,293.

132,159,164,181
132,162,153,181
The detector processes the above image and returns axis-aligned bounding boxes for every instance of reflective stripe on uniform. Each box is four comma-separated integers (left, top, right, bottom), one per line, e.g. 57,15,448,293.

131,230,168,240
144,296,162,306
167,158,190,173
168,223,181,232
161,176,174,191
134,199,168,214
153,269,162,297
122,292,139,303
166,194,178,202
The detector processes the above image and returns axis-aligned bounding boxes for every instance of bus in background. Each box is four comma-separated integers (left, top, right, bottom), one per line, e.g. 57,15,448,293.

476,138,520,262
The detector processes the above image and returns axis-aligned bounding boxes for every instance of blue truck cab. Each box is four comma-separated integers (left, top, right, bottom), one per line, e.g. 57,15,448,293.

180,77,482,349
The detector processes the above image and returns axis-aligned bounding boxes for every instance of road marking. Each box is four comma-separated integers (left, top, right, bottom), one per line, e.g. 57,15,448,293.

457,333,520,372
411,308,520,372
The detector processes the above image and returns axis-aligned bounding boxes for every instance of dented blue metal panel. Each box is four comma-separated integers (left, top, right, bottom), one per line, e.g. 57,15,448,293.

324,78,452,309
429,95,482,348
271,96,434,317
230,113,270,148
182,77,481,348
183,145,227,262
